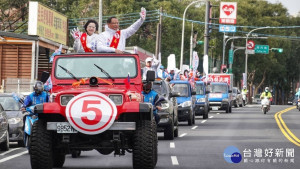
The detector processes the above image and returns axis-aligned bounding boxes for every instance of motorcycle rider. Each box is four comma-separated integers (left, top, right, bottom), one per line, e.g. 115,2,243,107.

260,87,272,110
241,86,248,105
21,81,49,111
142,81,161,124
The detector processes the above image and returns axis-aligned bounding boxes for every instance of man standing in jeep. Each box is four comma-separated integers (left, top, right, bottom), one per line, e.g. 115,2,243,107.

97,7,146,53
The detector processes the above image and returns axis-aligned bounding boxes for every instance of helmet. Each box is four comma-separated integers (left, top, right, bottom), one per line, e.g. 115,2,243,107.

265,87,269,92
243,86,246,89
33,81,44,95
143,82,152,93
145,57,152,63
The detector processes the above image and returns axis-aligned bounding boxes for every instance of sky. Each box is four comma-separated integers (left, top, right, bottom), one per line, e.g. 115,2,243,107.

266,0,299,16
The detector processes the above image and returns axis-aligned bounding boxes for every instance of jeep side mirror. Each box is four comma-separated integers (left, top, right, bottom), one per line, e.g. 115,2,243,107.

41,71,50,83
170,91,180,97
146,70,155,82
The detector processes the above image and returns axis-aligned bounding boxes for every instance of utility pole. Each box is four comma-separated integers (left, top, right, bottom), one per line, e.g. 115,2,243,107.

155,7,162,59
203,0,210,74
189,22,194,68
99,0,102,33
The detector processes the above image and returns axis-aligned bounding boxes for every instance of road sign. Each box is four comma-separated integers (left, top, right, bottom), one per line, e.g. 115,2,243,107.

246,50,255,54
219,25,236,33
219,2,237,24
247,40,255,50
255,45,269,54
66,91,117,135
228,49,233,64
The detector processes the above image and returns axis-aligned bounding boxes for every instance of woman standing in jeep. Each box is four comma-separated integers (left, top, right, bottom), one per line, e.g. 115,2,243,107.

71,20,99,53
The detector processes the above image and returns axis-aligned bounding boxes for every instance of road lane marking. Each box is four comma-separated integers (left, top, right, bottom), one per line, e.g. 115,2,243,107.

201,120,207,123
217,113,220,115
0,148,21,156
179,133,187,137
274,107,300,146
191,126,198,129
0,151,28,163
171,156,179,165
170,142,175,148
209,116,214,118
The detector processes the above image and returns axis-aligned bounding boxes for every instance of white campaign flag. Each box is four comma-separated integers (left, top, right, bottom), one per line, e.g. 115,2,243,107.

203,54,208,82
192,51,199,78
167,54,176,72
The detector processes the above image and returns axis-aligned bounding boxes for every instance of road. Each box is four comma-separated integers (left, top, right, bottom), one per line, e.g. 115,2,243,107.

1,105,299,169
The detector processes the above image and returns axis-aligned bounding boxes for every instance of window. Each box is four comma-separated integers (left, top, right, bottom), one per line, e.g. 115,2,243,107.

55,56,137,79
172,84,189,97
195,84,204,95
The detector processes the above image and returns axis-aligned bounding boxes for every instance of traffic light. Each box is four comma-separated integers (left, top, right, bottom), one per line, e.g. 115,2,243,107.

271,48,283,53
197,41,204,45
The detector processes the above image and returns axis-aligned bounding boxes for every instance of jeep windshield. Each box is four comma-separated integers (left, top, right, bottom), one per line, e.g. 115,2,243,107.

210,84,227,93
55,56,137,79
171,84,188,97
195,84,204,95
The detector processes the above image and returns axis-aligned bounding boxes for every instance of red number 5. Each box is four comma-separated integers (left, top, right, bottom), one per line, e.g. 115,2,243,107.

81,100,102,125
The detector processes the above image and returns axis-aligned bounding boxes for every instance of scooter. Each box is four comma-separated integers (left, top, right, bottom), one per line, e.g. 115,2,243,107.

242,94,247,106
261,97,270,114
12,93,38,149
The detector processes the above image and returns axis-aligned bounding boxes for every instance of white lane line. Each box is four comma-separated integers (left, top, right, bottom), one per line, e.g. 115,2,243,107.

191,126,198,130
201,120,207,123
171,156,179,165
0,151,28,163
217,113,220,115
209,116,214,118
170,142,175,148
179,133,187,137
0,148,22,156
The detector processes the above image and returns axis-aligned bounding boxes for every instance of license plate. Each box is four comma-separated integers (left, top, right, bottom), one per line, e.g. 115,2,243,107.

212,107,219,110
57,122,78,133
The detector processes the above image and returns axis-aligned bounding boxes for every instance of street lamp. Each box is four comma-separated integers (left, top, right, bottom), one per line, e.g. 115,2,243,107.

244,26,270,88
180,0,204,71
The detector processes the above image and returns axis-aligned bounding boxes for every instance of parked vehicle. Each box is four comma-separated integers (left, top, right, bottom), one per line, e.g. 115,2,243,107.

208,82,232,113
0,93,25,147
0,103,9,151
170,80,196,126
152,79,179,140
194,81,209,119
252,94,261,104
28,53,157,169
232,87,243,107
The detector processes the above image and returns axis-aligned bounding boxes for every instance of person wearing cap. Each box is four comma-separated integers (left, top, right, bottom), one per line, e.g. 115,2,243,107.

157,65,168,79
142,56,160,80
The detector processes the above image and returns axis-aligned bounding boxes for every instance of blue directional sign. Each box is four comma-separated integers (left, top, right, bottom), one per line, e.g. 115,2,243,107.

219,25,236,33
255,45,269,54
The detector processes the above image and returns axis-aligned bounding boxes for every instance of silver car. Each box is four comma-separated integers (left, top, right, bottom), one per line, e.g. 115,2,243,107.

0,94,25,147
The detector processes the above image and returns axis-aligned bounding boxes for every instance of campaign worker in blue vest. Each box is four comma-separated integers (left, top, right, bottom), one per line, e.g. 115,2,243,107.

142,81,161,124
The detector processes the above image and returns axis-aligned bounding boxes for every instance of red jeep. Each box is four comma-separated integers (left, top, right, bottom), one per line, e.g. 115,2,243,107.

30,53,157,169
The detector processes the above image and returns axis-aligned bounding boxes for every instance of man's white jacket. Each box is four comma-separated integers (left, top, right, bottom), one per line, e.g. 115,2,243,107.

73,33,99,53
97,18,144,52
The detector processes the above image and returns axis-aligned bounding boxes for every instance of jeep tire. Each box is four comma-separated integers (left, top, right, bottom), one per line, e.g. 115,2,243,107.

133,120,156,169
164,119,174,140
30,120,53,169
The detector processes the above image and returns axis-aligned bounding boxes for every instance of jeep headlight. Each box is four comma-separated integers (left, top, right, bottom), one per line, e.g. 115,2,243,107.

197,98,206,103
181,101,192,107
109,95,123,105
161,102,170,110
60,95,74,106
8,118,21,124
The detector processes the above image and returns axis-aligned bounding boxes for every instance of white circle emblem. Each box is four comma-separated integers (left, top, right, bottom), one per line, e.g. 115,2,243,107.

114,33,120,39
66,91,117,135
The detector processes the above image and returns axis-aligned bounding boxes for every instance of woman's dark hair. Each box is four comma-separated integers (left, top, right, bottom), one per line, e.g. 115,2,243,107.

107,17,117,23
84,19,99,32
